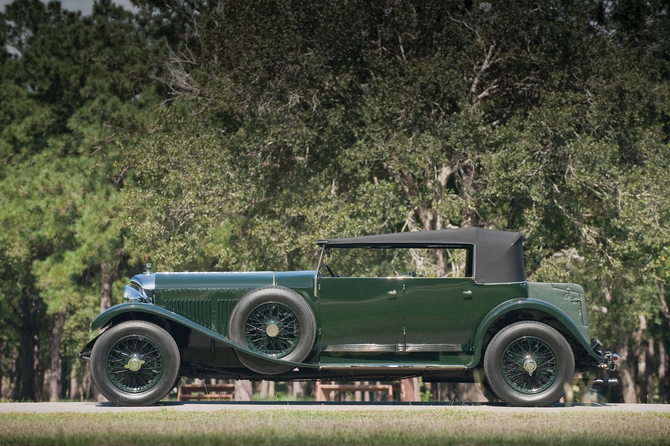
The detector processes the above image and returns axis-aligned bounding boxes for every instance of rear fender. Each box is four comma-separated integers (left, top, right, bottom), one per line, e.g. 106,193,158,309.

467,298,603,368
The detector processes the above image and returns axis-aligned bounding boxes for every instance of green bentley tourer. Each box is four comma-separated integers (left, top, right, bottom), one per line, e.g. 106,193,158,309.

80,228,618,406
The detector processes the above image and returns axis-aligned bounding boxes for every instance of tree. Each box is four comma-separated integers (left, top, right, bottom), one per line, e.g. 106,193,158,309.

125,0,670,402
0,0,163,400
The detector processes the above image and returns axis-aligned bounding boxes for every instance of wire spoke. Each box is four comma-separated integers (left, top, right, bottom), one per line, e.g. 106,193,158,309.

501,336,558,394
244,302,301,358
106,335,164,393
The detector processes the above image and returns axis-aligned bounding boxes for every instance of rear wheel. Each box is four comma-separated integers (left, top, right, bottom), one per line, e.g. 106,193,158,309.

229,286,316,374
91,321,180,406
484,321,574,406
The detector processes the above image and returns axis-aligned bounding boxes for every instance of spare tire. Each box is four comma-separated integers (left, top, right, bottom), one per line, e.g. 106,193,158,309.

229,286,317,374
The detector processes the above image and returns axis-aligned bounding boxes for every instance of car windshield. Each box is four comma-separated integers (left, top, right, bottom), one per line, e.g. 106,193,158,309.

320,247,472,278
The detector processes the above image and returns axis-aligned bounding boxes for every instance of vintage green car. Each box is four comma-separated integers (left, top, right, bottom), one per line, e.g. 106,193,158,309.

80,228,617,406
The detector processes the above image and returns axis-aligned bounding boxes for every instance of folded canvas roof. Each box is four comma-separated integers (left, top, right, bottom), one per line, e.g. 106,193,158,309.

317,227,525,284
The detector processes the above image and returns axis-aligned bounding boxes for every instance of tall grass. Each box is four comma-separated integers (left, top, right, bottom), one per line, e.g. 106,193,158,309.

1,409,669,445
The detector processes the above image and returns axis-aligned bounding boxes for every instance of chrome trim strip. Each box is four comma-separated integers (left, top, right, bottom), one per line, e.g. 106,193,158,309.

324,343,462,353
325,344,396,353
482,281,527,286
404,343,462,353
315,246,325,297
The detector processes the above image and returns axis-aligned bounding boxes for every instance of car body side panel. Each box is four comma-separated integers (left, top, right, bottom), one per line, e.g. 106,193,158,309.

402,278,474,351
318,277,399,348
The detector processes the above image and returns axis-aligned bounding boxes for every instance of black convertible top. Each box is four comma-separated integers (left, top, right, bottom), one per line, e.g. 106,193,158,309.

317,227,525,284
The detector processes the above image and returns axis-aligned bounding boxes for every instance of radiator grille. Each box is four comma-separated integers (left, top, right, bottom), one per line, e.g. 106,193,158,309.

218,299,238,336
165,299,211,328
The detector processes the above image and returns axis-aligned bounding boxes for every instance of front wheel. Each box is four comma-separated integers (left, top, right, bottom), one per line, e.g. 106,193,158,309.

90,321,180,406
484,321,574,406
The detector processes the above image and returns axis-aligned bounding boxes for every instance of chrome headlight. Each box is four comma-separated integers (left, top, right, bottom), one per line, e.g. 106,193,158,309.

124,285,152,303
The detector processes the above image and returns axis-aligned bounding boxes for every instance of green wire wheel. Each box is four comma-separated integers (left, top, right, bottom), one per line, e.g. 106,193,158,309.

500,336,558,394
484,321,575,406
105,334,165,393
91,321,180,406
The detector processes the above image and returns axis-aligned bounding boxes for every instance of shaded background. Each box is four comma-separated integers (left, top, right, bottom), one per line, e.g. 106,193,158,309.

0,0,669,404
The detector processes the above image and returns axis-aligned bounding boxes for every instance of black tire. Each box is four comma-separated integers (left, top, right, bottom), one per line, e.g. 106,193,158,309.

90,320,180,406
229,286,317,374
483,321,574,407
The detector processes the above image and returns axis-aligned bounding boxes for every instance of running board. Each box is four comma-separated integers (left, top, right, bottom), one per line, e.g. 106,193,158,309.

320,364,467,371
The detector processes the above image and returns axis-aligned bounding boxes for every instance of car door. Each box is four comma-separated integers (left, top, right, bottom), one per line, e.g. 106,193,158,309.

318,277,400,353
400,277,474,353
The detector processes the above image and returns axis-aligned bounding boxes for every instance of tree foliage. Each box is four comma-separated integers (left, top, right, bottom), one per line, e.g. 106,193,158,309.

1,0,669,402
0,0,163,399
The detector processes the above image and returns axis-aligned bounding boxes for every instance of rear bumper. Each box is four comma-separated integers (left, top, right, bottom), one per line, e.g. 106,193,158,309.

599,350,619,371
591,339,619,371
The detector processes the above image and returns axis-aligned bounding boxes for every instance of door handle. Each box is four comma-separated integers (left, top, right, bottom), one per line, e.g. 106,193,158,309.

463,290,472,299
387,290,397,300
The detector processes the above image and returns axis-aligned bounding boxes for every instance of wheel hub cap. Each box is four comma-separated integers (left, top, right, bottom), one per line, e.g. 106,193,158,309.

125,355,145,372
523,357,538,375
266,323,279,337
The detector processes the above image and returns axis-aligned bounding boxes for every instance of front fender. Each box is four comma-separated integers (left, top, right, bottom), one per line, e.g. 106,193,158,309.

467,298,603,368
88,303,319,369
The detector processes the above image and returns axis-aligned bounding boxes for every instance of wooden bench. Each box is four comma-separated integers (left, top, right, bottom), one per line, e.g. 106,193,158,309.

177,383,236,401
315,382,394,401
315,378,421,402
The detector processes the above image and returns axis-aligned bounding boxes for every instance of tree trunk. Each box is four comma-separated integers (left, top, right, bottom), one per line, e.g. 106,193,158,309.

259,381,271,399
100,261,114,315
82,369,93,401
91,261,116,401
234,380,253,401
636,314,648,403
0,340,3,398
455,383,488,402
48,309,66,402
439,383,458,401
18,286,39,401
69,367,79,401
291,381,304,399
644,337,655,403
616,338,637,403
33,330,42,401
6,347,19,400
659,336,668,404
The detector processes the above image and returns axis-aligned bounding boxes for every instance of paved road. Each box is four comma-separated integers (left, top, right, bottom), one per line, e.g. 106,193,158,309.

1,401,669,413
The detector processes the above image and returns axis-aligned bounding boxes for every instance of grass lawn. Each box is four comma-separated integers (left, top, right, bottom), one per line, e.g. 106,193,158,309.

0,409,669,446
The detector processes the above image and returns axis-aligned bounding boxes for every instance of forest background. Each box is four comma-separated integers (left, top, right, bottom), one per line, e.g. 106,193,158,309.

1,0,669,404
